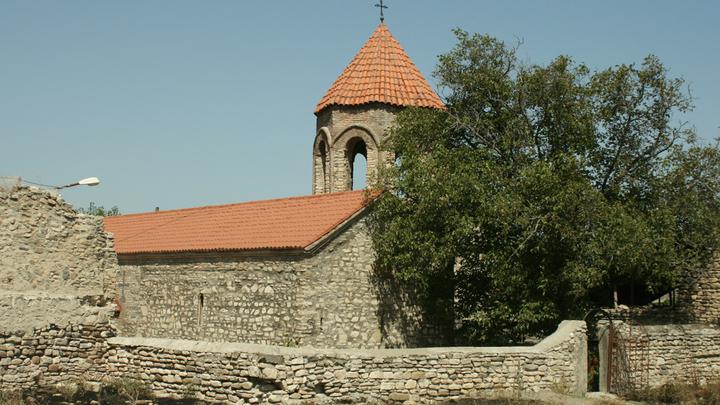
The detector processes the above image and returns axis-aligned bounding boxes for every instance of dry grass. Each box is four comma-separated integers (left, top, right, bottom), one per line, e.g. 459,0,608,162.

444,399,546,404
0,376,152,405
625,381,720,404
0,390,23,405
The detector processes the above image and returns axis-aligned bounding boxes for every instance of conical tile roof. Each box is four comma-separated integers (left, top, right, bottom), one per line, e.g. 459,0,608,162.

315,23,444,114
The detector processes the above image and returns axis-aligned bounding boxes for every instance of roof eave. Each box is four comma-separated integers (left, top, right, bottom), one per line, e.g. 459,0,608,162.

115,247,311,265
314,101,445,115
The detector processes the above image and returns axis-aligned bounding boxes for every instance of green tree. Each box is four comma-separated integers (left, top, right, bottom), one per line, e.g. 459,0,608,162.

77,202,121,216
368,30,720,344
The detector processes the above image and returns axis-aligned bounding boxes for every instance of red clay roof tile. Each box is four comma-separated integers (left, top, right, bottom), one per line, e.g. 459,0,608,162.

315,23,444,114
104,190,371,254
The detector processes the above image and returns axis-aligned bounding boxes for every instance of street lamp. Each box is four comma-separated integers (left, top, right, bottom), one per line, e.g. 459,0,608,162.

20,177,102,190
57,177,101,189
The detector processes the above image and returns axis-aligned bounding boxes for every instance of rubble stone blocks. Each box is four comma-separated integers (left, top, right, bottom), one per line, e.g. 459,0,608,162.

0,319,588,403
686,256,720,324
0,186,118,298
609,322,720,394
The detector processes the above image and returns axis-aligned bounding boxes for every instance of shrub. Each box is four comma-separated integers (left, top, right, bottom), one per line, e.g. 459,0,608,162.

0,390,23,405
100,376,152,405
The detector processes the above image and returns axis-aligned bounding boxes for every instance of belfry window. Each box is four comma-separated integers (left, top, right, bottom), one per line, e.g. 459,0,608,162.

347,138,368,190
313,138,331,194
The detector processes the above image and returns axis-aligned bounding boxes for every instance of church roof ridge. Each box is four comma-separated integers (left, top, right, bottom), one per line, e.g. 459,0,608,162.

108,189,366,219
314,23,444,114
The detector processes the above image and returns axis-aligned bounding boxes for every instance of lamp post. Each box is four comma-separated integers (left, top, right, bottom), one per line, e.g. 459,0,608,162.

20,177,101,190
56,177,101,189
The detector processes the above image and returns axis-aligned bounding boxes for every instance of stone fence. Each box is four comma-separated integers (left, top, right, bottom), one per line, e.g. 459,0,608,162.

607,321,720,394
0,320,587,403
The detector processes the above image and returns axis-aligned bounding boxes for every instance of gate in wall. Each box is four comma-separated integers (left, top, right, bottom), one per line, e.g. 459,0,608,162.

584,308,615,393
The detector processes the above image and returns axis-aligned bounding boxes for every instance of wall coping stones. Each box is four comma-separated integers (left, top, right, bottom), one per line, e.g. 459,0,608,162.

108,320,585,357
618,323,720,333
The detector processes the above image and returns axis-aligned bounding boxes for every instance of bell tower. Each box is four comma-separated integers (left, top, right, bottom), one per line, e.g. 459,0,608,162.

312,23,444,194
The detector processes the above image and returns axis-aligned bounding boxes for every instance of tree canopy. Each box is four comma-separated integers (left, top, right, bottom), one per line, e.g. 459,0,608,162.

367,30,720,344
77,202,121,217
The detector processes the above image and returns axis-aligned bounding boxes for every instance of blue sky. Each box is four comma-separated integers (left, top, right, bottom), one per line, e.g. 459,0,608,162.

2,1,718,214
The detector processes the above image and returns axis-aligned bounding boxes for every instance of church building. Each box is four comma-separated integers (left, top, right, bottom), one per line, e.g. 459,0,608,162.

104,23,448,349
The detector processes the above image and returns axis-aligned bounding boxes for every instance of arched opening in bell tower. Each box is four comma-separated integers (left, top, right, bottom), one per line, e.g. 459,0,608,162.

333,127,378,193
313,134,330,194
350,139,368,190
318,140,328,191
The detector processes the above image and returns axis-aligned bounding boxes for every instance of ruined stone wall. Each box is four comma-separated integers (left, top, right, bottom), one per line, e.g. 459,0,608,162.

608,322,720,394
0,319,587,403
116,217,450,349
0,186,118,298
607,255,720,326
686,255,720,325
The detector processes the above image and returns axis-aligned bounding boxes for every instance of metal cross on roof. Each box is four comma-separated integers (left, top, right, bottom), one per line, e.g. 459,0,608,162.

375,0,387,23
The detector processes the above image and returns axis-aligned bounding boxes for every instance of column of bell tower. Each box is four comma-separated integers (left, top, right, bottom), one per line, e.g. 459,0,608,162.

311,23,444,195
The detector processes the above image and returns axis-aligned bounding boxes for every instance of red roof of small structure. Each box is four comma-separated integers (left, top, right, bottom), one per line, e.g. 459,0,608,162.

104,190,371,254
315,23,444,114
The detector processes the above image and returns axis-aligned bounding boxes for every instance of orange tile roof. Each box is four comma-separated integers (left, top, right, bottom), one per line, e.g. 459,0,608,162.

315,23,444,114
104,190,371,254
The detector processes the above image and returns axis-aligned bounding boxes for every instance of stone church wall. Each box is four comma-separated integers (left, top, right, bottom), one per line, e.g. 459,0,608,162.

116,217,451,349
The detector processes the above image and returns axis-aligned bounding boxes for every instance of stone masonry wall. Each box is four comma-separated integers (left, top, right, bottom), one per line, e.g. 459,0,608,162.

685,255,720,325
116,217,450,349
0,307,115,390
0,186,118,298
609,322,720,394
0,319,588,403
0,292,110,334
607,255,720,326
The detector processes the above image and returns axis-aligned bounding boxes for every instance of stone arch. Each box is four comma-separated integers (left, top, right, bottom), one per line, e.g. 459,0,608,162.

316,127,333,147
347,137,367,190
332,126,379,192
313,130,331,194
337,124,380,148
